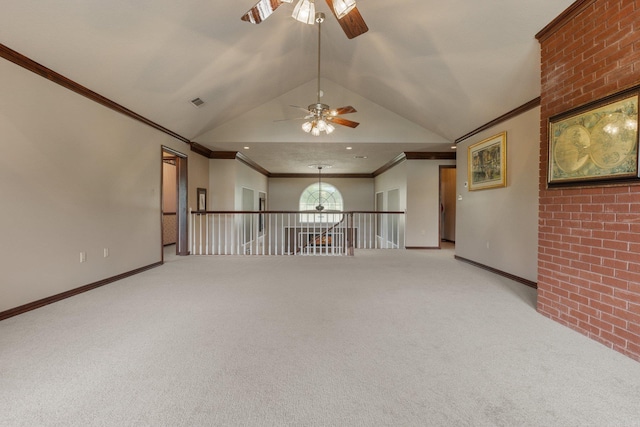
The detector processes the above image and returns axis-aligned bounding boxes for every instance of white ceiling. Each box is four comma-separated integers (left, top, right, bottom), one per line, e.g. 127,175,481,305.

0,0,575,174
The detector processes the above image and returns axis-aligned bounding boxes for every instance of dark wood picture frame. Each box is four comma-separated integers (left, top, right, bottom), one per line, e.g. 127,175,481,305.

197,188,207,211
548,88,640,187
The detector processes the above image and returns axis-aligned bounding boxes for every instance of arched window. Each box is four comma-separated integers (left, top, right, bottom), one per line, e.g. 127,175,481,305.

299,182,343,222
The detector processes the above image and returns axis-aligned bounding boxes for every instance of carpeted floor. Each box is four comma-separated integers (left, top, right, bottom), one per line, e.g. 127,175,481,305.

1,247,640,426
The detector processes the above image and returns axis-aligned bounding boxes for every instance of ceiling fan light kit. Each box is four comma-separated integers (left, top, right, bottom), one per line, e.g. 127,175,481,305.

333,0,356,19
292,0,316,24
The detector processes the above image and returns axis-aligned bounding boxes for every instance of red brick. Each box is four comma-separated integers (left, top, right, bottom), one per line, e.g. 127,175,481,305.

589,281,614,296
592,194,616,204
617,193,640,204
599,330,626,348
591,299,616,315
605,222,630,232
603,257,628,271
615,307,640,325
592,316,615,333
601,294,628,310
590,246,616,258
602,278,630,292
617,251,640,263
605,204,631,213
616,232,640,243
569,308,590,323
580,270,604,283
614,289,640,305
579,286,605,301
613,326,640,344
590,212,616,222
617,212,638,222
580,187,605,196
602,239,629,251
578,320,602,336
601,312,628,329
615,269,640,284
626,341,640,360
591,264,615,277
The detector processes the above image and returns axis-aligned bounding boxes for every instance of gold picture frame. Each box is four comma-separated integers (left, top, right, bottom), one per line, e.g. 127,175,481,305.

548,91,639,186
468,132,507,191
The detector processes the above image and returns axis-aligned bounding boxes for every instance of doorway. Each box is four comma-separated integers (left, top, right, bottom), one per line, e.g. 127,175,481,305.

439,165,456,245
162,147,188,260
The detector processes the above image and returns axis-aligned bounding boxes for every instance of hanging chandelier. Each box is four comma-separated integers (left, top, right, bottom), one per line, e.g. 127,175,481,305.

309,164,331,211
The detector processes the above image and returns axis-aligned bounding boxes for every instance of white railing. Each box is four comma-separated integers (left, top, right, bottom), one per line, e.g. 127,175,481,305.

189,211,405,256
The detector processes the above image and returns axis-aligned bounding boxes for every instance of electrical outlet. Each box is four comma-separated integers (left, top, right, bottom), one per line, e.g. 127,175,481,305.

80,252,86,263
103,248,109,258
486,241,490,249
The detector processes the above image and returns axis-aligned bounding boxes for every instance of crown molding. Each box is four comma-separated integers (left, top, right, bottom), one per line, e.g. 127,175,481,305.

270,173,374,178
535,0,596,42
454,97,540,144
404,152,456,160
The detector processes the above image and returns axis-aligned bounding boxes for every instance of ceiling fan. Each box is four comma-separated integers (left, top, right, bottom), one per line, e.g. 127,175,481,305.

241,0,368,39
283,12,359,136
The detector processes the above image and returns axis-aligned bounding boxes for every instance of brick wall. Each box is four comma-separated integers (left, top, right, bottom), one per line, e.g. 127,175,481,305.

537,0,640,362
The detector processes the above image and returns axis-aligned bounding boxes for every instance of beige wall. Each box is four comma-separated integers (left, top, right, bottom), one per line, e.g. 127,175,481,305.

236,161,268,211
208,159,268,211
455,107,539,281
268,177,374,211
374,159,456,248
209,159,237,210
0,58,208,312
406,159,456,248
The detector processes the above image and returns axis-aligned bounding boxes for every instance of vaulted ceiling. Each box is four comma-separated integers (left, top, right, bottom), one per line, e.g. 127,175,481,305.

0,0,576,173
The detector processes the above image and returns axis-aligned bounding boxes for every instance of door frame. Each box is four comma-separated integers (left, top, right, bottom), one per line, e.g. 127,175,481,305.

439,165,456,246
162,146,188,260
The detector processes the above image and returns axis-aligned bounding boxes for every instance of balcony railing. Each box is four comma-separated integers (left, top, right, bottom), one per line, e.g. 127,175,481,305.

189,210,405,256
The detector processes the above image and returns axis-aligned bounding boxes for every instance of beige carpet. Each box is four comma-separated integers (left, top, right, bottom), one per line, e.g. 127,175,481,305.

1,247,640,426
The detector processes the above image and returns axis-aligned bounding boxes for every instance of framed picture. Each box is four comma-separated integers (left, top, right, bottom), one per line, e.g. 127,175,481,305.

548,91,639,186
468,132,507,191
258,196,265,234
197,188,207,211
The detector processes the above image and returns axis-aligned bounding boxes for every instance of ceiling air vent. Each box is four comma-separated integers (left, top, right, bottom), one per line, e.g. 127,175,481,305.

190,97,205,108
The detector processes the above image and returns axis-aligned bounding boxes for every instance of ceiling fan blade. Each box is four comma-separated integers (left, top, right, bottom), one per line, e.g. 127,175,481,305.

290,104,312,113
325,0,368,39
241,0,284,24
274,116,313,122
333,106,357,115
329,117,360,128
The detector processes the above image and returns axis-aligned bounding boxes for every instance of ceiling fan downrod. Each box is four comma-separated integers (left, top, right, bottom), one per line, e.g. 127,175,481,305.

299,11,359,135
316,12,324,104
316,165,325,211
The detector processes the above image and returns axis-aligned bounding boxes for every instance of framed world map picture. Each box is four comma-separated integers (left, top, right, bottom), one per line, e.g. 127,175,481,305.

548,91,639,186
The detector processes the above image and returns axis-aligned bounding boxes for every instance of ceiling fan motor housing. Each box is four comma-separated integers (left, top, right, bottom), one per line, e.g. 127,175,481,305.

309,103,331,117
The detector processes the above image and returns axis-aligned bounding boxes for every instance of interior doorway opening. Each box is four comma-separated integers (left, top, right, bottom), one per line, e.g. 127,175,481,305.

439,165,456,245
162,147,188,260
